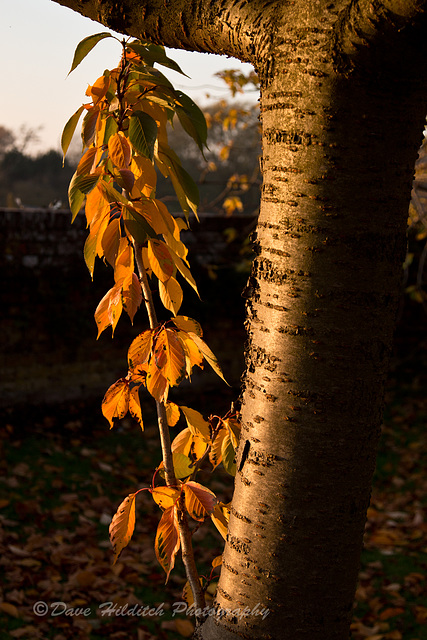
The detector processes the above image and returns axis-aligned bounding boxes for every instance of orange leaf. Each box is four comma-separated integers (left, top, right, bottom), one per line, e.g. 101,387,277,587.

102,218,121,266
147,239,175,282
183,481,217,521
146,357,169,402
76,147,97,175
102,378,129,428
128,384,143,430
154,328,186,387
108,132,131,169
109,493,136,565
128,329,154,370
122,272,143,323
114,240,134,281
155,506,180,581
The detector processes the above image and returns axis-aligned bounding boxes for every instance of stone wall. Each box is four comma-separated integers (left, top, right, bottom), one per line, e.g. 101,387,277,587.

1,208,252,407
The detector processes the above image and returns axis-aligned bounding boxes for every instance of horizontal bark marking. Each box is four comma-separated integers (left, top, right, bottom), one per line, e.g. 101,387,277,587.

265,128,317,146
276,325,315,336
227,535,250,555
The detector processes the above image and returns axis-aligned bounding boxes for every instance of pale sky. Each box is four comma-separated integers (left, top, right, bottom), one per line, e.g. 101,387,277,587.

1,0,255,153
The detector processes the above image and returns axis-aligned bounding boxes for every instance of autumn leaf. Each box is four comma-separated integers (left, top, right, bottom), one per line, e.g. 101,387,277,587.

145,357,169,402
172,315,203,336
94,282,123,337
154,328,187,387
122,272,143,323
165,401,181,426
109,493,136,565
180,406,211,442
187,332,228,384
147,239,175,282
183,481,217,521
108,132,132,169
211,502,230,539
101,378,130,428
128,384,144,430
159,277,183,315
151,486,181,511
155,506,180,581
177,330,204,377
128,329,154,370
172,452,194,479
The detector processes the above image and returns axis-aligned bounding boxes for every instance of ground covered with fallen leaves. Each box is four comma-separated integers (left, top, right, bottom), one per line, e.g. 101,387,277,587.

0,322,426,640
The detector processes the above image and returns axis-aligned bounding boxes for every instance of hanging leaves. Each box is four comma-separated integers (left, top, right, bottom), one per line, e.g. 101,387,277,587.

109,493,136,565
155,506,180,581
183,482,217,521
64,35,235,587
101,377,143,430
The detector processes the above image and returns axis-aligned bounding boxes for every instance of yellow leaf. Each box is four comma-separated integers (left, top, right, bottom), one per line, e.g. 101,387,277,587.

187,332,228,384
173,452,194,479
130,155,157,198
212,554,222,568
159,276,183,315
151,486,181,510
128,329,154,370
183,481,217,521
165,401,181,426
108,132,131,169
109,493,136,565
171,427,193,457
180,406,210,442
177,331,204,377
211,502,230,539
102,378,129,428
94,281,123,337
155,506,180,581
172,316,203,336
209,428,225,470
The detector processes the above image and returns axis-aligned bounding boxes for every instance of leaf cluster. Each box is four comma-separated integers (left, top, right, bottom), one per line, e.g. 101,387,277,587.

64,33,240,602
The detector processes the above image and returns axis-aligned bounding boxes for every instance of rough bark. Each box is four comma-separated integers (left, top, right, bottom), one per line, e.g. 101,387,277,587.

50,1,427,638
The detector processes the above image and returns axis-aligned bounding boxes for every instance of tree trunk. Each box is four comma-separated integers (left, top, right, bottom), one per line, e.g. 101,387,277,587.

199,6,427,640
50,1,427,638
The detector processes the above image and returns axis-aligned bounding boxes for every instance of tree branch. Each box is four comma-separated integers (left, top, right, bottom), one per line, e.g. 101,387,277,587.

133,240,206,617
51,0,278,65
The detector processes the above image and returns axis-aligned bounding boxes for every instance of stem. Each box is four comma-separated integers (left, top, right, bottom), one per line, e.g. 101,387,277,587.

132,240,206,617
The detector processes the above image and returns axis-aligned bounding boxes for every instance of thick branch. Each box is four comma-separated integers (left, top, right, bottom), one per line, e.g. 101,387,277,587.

51,0,278,65
333,0,427,73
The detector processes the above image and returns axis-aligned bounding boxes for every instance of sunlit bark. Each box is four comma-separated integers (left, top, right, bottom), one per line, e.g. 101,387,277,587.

50,1,427,637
